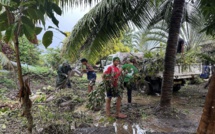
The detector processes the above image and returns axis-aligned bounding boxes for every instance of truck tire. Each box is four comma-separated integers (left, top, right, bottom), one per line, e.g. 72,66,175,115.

138,81,153,95
173,85,181,92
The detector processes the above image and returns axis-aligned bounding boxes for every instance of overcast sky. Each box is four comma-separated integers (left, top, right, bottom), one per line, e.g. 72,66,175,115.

38,7,91,49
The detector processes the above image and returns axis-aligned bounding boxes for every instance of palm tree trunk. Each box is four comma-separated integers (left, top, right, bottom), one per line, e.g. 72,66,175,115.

197,74,215,134
160,0,185,110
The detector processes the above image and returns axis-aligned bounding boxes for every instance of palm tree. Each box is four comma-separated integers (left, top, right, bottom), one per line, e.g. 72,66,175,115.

131,22,169,52
133,19,213,54
159,0,185,109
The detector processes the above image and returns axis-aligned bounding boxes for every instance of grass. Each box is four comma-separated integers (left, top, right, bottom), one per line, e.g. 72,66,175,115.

0,76,16,89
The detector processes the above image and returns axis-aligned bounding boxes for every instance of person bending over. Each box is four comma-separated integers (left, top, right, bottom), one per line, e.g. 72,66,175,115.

56,62,72,90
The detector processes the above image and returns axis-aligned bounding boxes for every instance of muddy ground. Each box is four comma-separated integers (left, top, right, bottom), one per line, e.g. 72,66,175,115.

0,74,207,134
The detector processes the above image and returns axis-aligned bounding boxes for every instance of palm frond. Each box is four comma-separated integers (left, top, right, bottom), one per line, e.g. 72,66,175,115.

147,0,202,31
63,0,154,63
200,0,215,36
52,0,100,12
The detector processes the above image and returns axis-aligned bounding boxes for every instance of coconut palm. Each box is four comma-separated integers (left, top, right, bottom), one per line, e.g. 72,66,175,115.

159,0,185,109
134,20,213,53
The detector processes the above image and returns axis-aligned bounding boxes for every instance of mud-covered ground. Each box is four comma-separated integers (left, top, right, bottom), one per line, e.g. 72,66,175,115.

0,74,208,134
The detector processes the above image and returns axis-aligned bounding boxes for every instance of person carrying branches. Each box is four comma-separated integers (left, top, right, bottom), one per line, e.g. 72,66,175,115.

103,57,127,119
122,58,139,105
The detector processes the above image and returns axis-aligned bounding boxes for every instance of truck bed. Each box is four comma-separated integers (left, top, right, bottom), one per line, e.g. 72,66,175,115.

157,63,202,79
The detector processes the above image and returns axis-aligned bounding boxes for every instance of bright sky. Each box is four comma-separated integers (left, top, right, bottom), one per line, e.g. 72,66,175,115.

38,7,91,49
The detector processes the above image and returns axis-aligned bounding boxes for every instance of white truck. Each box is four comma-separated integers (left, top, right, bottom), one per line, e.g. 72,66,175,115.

142,60,202,94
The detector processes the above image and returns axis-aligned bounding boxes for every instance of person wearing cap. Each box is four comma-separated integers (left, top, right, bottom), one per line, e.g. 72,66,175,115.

56,62,72,90
81,58,97,93
122,58,139,104
103,57,127,118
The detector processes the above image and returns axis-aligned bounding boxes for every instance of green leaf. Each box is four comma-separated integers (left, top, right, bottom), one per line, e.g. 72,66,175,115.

49,13,59,27
0,11,8,23
21,16,34,28
0,21,8,31
4,24,17,43
0,0,10,6
46,5,59,27
42,31,53,48
35,27,42,35
51,3,62,15
23,24,38,44
38,0,45,6
23,24,34,39
20,1,36,6
36,10,45,26
27,9,38,20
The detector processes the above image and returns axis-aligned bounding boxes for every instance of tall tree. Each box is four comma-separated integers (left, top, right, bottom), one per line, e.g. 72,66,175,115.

159,0,185,109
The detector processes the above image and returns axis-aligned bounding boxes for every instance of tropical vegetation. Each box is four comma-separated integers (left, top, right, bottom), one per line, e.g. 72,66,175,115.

0,0,215,133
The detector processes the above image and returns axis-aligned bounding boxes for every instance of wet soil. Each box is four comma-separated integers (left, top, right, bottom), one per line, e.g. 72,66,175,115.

0,75,207,134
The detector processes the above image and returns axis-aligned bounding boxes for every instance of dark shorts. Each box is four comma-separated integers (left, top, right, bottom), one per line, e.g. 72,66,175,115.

87,71,96,80
87,71,96,86
106,87,121,98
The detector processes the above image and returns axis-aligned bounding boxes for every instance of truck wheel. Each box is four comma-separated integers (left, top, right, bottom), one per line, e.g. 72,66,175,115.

173,85,181,92
138,81,152,95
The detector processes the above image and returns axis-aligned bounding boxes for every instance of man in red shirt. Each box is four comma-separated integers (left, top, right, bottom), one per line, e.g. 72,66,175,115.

103,57,127,118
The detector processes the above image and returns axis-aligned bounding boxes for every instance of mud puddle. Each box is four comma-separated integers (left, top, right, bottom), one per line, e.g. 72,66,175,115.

113,120,147,134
